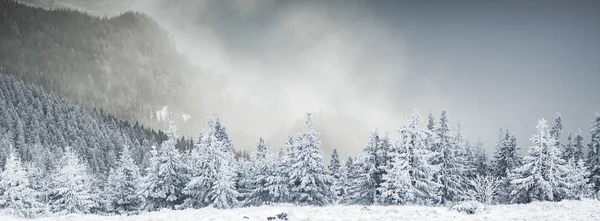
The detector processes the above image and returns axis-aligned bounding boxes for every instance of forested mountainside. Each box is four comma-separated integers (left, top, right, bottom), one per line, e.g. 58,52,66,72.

0,0,193,127
0,68,193,178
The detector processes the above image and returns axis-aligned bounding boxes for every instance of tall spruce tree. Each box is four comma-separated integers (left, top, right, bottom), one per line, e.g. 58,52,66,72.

244,137,272,206
510,119,570,203
139,122,188,210
563,131,576,162
587,112,600,193
288,113,334,206
573,130,585,163
436,110,468,204
347,129,380,205
104,146,143,214
185,115,239,209
328,149,343,203
0,150,45,218
49,147,98,215
379,109,440,205
265,147,291,204
492,128,520,178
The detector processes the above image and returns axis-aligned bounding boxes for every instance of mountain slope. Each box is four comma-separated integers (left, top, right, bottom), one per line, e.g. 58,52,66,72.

0,0,192,128
0,67,192,176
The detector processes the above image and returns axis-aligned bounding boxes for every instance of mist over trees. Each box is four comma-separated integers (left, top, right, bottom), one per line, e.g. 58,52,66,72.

1,0,600,219
0,0,198,130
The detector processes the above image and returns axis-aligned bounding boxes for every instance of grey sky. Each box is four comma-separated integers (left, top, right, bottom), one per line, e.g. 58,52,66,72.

56,0,600,158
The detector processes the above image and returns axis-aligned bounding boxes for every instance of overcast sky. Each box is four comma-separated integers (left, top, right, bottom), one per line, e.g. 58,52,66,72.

63,0,600,157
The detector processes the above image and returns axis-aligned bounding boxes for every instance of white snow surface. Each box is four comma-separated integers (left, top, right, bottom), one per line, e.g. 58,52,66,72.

2,200,599,221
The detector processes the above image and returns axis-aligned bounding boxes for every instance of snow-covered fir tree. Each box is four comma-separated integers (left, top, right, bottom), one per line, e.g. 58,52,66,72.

0,150,45,218
265,146,291,204
341,156,357,204
563,131,576,162
564,159,591,199
139,122,188,210
185,115,239,209
49,147,98,215
347,129,380,205
243,137,273,206
587,112,600,193
103,146,143,214
436,110,469,204
549,114,564,149
572,130,585,163
473,141,490,176
491,128,520,203
209,153,240,209
379,109,441,205
509,119,570,203
328,149,343,203
492,128,520,178
288,113,334,206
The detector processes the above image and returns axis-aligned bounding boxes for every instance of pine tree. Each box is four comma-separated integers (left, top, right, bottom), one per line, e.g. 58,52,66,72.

265,147,291,204
328,149,343,203
139,122,188,210
288,113,334,206
550,114,564,146
0,150,45,218
347,129,380,205
436,110,468,204
492,128,520,179
104,146,143,214
209,154,240,209
564,159,592,199
379,109,440,205
587,113,600,193
562,131,576,162
244,137,273,206
509,119,570,203
573,130,585,163
473,141,490,176
184,115,239,209
340,157,355,204
49,147,98,215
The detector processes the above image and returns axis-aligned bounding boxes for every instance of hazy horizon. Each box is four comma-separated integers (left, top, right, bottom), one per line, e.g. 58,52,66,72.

34,0,600,159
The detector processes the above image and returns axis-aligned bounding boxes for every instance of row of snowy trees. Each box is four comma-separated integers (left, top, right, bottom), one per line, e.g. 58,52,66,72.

2,110,600,217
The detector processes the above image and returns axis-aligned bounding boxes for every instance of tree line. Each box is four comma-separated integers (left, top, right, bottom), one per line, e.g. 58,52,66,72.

0,68,599,218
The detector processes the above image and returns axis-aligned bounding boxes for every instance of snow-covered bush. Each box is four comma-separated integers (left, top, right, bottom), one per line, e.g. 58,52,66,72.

469,175,501,204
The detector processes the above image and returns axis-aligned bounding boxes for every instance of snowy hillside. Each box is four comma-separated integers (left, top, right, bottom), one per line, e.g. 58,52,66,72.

1,200,597,221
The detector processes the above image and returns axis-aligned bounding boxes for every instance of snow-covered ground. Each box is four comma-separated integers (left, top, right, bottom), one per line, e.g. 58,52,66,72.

2,200,599,221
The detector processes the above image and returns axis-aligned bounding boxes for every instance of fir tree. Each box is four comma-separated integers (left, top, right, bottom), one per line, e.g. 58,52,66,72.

436,110,468,204
573,130,585,163
341,157,357,204
564,159,592,199
0,150,45,218
473,141,490,176
492,128,520,179
491,128,520,203
562,131,576,162
49,147,98,215
139,122,188,210
328,149,343,203
347,129,380,205
379,109,440,205
104,146,143,214
244,138,273,206
288,113,334,206
587,113,600,193
209,153,240,209
265,147,291,204
510,119,570,203
185,115,239,209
